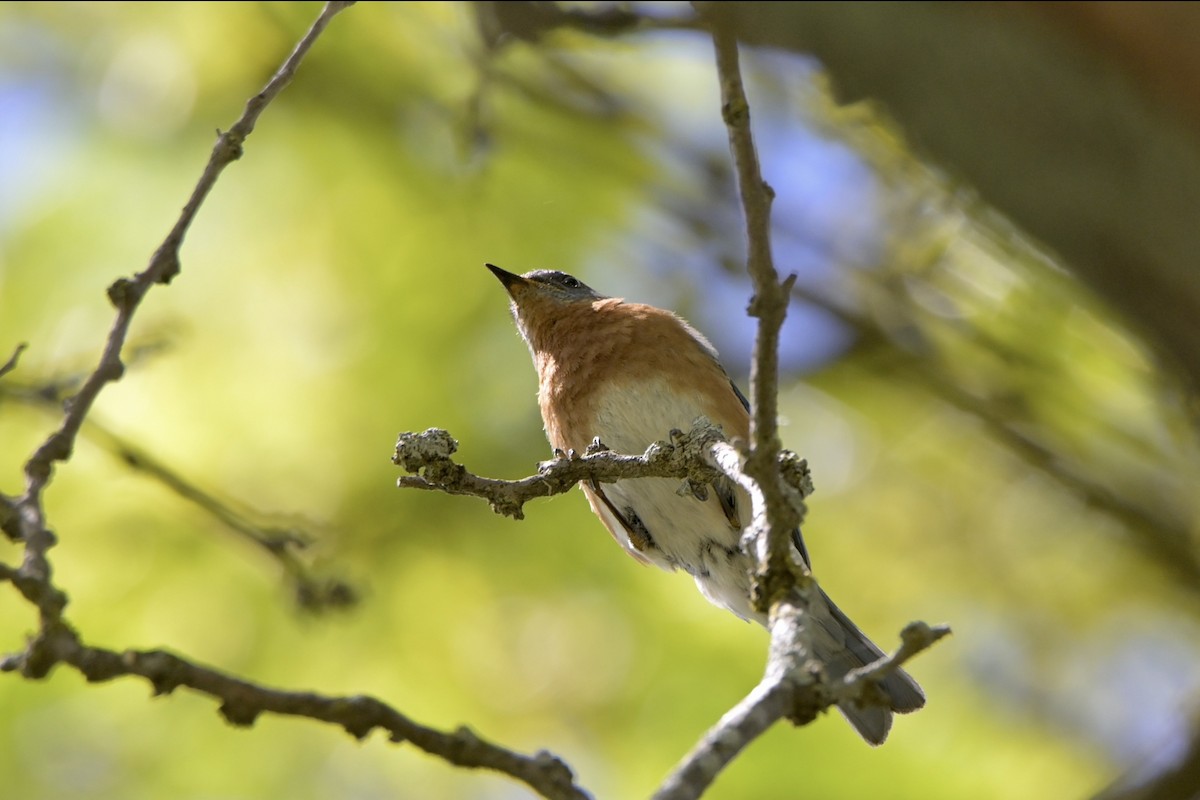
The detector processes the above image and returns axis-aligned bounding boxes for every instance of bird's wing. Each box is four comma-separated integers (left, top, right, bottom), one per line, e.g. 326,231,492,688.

581,481,653,565
722,373,812,568
729,377,751,414
714,478,742,530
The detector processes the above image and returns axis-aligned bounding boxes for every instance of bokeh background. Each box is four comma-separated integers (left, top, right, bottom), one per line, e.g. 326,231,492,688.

3,3,1199,799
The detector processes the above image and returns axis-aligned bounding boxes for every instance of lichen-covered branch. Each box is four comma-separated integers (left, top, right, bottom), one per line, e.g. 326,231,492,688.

394,421,760,518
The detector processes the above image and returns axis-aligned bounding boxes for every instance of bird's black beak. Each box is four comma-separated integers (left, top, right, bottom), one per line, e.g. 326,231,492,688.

486,263,527,294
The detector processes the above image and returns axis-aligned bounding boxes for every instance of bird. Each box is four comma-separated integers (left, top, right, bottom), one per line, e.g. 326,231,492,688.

486,263,924,744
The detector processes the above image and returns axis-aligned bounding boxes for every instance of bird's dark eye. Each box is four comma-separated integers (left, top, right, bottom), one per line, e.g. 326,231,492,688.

561,276,580,288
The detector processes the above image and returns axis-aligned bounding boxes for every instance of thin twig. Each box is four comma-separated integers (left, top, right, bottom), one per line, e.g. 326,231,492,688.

6,0,354,631
7,0,354,626
837,621,952,704
0,626,588,800
19,1,355,505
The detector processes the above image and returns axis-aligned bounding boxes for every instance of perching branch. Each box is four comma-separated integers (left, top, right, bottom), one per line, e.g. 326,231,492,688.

394,423,736,518
395,422,816,523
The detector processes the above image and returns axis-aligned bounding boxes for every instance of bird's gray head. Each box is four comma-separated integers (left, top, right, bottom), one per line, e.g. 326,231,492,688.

486,264,603,305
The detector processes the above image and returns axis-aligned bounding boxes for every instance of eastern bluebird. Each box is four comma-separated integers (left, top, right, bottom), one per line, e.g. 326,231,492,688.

487,263,924,744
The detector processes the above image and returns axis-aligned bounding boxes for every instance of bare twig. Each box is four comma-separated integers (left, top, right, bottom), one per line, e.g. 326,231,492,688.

19,1,355,505
0,628,588,800
6,0,354,625
5,0,353,634
1,4,593,798
837,621,951,704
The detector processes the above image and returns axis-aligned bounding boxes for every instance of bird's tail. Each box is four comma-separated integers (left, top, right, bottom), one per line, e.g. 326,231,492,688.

810,587,926,745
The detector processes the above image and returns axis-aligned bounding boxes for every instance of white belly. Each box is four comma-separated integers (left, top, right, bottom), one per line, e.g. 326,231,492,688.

587,379,758,621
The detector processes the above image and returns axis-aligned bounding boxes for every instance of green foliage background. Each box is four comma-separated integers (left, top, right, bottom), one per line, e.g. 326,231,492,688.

2,3,1197,799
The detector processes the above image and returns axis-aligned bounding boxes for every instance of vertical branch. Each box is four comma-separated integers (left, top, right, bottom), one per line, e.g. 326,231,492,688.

703,5,801,590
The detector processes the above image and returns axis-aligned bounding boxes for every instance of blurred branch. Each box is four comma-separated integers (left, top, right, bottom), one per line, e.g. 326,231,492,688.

0,343,26,380
724,2,1200,392
2,377,357,612
108,437,358,613
472,1,698,47
1094,715,1200,800
786,278,1200,592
